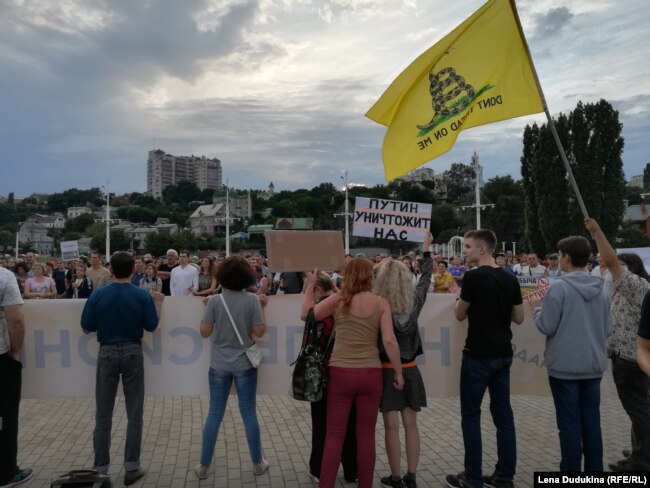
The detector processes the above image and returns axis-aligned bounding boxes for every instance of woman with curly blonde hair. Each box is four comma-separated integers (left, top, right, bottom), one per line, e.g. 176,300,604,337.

301,258,404,488
374,232,434,488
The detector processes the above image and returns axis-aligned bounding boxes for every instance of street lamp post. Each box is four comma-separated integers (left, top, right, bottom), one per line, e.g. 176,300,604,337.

225,185,231,258
104,181,111,257
334,169,352,255
15,222,22,260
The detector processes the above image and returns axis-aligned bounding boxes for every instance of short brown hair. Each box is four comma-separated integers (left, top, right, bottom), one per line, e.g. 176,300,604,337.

557,236,590,268
464,229,497,253
217,256,255,290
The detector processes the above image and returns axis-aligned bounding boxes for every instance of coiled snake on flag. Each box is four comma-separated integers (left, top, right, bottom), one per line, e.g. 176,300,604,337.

417,67,475,131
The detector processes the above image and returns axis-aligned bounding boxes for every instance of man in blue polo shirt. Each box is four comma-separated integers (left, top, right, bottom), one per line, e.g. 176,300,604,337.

81,252,163,486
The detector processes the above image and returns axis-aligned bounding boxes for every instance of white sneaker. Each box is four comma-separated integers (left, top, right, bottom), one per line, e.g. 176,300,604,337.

194,464,209,480
308,471,320,483
253,458,269,475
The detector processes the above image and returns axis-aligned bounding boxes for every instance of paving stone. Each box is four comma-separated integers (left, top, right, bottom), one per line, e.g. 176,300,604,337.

15,374,628,487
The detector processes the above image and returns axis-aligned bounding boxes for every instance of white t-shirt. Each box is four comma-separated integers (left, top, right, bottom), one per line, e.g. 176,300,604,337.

0,268,24,355
170,264,199,296
521,264,547,276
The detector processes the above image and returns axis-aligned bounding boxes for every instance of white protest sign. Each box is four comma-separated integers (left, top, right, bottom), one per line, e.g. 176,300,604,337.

352,197,432,242
60,240,80,261
19,295,549,398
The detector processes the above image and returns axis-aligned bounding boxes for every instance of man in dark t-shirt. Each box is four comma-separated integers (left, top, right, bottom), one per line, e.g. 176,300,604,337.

157,249,179,296
446,230,523,488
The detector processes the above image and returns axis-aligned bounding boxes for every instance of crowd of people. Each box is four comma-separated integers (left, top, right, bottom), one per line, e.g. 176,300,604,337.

3,219,650,487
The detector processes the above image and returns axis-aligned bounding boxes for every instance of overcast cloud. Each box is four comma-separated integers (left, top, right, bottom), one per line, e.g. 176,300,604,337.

0,0,648,196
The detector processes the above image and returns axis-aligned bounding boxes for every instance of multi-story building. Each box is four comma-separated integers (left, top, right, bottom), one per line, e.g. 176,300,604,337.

630,174,644,189
147,149,222,199
395,167,436,184
67,206,92,219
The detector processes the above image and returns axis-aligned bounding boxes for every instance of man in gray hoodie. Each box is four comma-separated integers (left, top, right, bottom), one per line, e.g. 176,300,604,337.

532,235,612,472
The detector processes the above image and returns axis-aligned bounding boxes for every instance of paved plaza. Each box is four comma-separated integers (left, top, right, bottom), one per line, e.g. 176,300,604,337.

16,373,629,488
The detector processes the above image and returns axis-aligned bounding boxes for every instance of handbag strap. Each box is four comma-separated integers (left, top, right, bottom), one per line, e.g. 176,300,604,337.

219,294,245,346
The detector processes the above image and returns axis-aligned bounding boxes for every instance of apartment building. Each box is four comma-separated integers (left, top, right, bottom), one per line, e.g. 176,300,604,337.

147,149,222,199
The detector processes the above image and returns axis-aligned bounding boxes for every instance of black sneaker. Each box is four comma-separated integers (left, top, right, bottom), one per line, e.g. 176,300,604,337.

124,468,145,486
446,472,480,488
380,474,404,487
483,475,514,488
0,468,33,488
402,475,417,488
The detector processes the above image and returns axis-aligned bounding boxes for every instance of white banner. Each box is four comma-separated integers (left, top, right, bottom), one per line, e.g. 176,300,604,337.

19,295,549,398
60,240,80,261
352,197,432,242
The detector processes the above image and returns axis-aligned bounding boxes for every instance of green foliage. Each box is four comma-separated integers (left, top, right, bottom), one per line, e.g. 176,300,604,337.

144,230,198,256
0,230,14,247
625,185,643,206
521,99,625,255
47,187,104,212
521,124,545,254
617,221,650,248
429,204,460,238
65,213,95,233
116,206,158,224
90,230,131,254
162,181,202,206
481,176,525,244
128,192,159,207
443,163,475,203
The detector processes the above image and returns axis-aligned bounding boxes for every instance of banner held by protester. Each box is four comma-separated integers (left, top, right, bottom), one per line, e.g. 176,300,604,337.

352,197,432,242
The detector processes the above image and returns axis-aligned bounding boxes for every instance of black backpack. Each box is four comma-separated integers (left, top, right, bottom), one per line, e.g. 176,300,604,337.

51,470,112,488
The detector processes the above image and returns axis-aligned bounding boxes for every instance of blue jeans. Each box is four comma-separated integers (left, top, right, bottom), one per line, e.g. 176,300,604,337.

549,376,603,471
460,354,516,487
200,367,263,465
93,343,144,472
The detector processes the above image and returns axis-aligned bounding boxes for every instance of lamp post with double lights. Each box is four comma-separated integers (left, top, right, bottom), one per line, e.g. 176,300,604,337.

334,169,353,255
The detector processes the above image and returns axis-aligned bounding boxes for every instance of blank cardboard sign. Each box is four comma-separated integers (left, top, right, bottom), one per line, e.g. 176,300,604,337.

265,230,346,272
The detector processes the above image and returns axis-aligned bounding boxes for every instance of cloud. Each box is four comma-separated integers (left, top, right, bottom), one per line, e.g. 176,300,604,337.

530,6,574,41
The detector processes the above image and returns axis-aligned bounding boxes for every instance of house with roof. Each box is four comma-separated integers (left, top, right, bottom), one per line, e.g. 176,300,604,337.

274,218,314,230
189,192,252,235
625,204,650,238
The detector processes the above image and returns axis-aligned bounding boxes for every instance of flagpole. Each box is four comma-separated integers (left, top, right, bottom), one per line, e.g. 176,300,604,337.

509,0,589,218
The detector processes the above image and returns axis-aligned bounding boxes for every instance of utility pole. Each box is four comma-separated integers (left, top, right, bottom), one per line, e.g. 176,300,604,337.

334,169,353,254
105,181,111,257
460,151,494,229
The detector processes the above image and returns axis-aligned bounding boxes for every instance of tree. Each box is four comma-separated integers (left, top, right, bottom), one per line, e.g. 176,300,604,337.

617,221,650,248
443,163,475,204
47,187,104,212
481,175,525,244
128,192,159,207
520,99,625,255
65,213,95,233
90,230,131,254
0,230,14,248
429,204,461,239
162,181,202,206
144,230,198,256
116,206,157,224
521,124,545,254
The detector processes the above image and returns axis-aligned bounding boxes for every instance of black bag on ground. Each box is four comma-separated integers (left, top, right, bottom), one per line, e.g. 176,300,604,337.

290,309,333,402
51,470,112,488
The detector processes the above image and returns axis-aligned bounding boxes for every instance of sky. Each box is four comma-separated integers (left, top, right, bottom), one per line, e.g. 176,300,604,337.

1,0,649,197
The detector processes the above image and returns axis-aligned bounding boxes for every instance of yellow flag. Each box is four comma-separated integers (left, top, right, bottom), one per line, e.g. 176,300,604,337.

366,0,544,181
